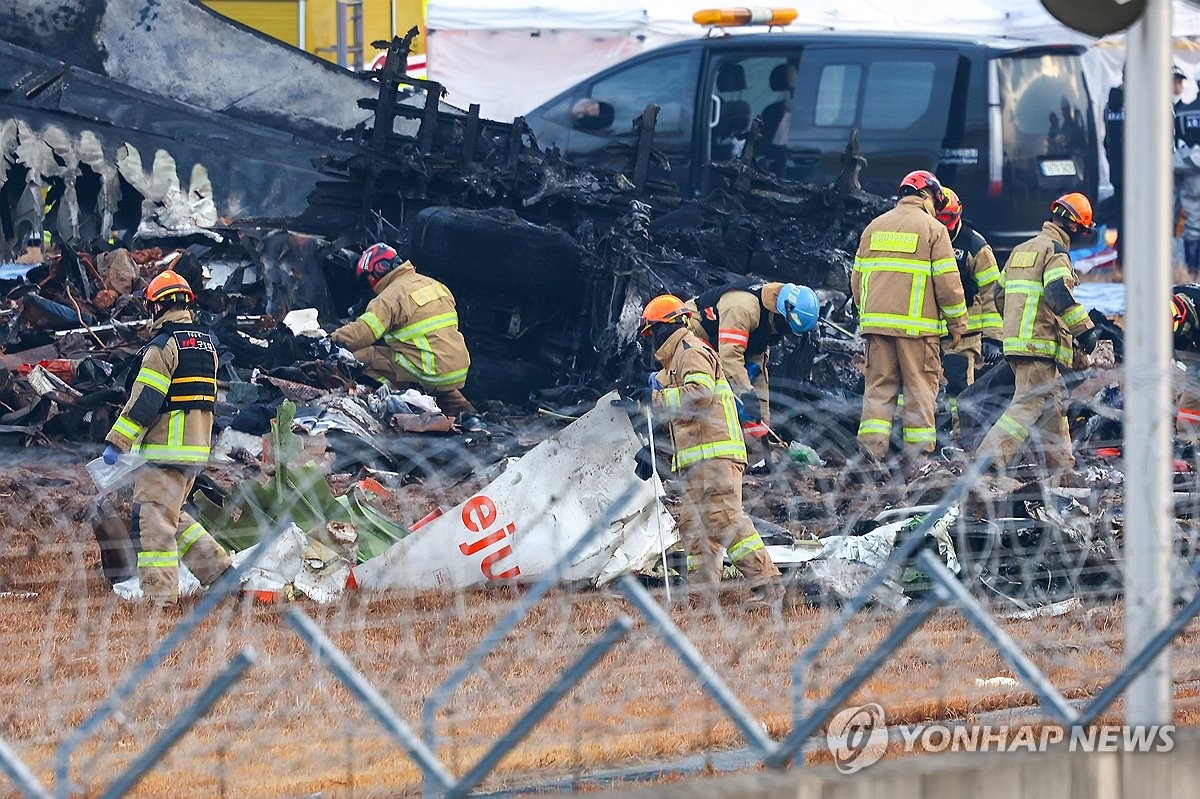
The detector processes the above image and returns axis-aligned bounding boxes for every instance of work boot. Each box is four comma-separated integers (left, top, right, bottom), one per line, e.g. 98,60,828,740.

149,594,178,610
744,580,785,616
904,454,949,482
848,446,887,485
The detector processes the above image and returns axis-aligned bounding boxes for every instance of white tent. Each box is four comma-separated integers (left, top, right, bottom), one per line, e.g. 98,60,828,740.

426,0,1200,125
425,1,656,120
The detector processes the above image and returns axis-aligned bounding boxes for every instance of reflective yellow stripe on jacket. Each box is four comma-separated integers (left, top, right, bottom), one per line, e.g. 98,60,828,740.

967,311,1003,333
135,367,171,394
111,415,145,444
672,378,747,471
170,375,217,404
384,311,465,385
1000,277,1068,361
855,255,964,335
964,260,1001,333
360,311,386,340
134,410,211,463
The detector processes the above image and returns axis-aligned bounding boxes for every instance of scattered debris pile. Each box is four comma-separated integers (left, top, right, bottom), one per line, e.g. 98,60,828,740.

4,2,1198,613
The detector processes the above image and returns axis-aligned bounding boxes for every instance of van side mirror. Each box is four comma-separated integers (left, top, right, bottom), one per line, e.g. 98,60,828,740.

571,98,615,131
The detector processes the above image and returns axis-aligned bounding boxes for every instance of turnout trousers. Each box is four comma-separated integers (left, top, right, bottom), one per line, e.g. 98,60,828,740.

678,458,780,589
976,356,1074,473
132,464,232,601
857,334,942,460
354,344,477,416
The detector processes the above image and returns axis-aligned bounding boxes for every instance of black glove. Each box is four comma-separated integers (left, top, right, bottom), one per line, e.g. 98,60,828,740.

611,396,642,417
737,391,762,423
634,444,654,481
613,383,653,414
1076,327,1099,355
981,338,1003,365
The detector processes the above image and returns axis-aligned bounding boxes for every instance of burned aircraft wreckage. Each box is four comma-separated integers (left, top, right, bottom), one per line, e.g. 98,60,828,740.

3,0,1186,612
0,0,1135,506
0,0,885,421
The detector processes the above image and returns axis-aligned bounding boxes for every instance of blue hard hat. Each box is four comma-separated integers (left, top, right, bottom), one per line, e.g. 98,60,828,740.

776,283,819,335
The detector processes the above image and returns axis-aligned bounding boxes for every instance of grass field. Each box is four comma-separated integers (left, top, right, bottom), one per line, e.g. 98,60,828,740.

1,451,1197,797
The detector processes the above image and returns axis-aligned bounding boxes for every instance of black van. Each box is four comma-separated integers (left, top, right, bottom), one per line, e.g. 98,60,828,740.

524,31,1097,252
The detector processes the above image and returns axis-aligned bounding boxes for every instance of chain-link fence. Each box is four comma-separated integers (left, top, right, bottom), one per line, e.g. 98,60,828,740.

3,372,1200,798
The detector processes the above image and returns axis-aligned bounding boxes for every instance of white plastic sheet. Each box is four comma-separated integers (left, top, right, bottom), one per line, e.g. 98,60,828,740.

86,452,147,496
281,308,322,337
355,392,677,590
113,563,201,601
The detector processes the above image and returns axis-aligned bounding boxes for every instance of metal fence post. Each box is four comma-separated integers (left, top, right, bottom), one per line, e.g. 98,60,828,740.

1123,0,1175,727
285,609,455,793
1080,560,1200,725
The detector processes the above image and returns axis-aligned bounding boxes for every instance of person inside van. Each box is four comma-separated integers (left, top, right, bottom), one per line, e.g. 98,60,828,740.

758,61,797,176
1101,67,1125,253
712,61,753,161
1048,96,1087,157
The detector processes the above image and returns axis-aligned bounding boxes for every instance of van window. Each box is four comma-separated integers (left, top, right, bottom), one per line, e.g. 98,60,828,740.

815,65,860,127
708,55,797,161
861,62,937,130
793,49,955,141
529,49,699,158
785,47,957,190
998,53,1090,160
588,53,696,135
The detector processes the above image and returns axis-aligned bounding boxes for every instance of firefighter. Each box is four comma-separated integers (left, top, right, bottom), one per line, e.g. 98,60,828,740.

686,280,819,439
935,187,1003,432
102,270,232,608
1170,287,1200,442
976,193,1099,482
637,295,784,613
331,243,482,430
852,170,968,473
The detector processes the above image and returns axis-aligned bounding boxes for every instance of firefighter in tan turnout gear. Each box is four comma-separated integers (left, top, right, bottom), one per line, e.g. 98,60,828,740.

332,243,481,428
638,295,784,612
103,270,232,607
852,170,968,472
686,280,820,440
936,187,1003,432
976,193,1099,482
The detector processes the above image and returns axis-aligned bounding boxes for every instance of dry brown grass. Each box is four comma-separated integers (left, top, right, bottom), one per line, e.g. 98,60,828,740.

2,457,1200,798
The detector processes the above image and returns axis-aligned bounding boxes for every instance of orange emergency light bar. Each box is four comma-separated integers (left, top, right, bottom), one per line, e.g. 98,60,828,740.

692,7,798,27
